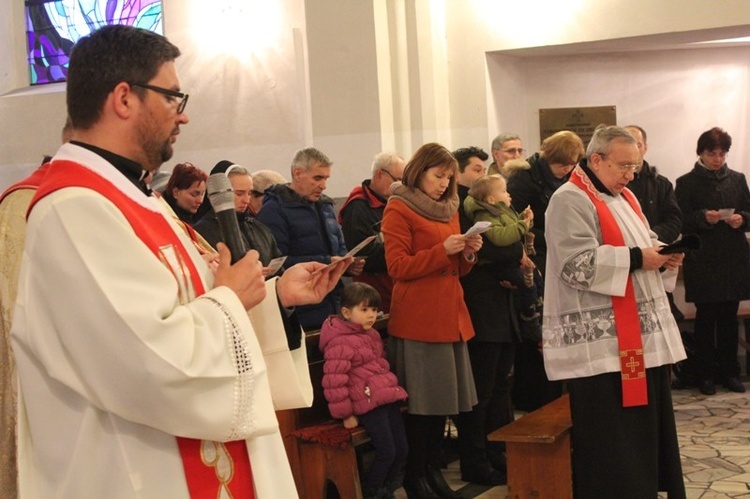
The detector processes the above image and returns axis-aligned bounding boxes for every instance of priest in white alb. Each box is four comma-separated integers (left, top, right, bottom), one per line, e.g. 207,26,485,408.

542,125,686,499
11,25,350,498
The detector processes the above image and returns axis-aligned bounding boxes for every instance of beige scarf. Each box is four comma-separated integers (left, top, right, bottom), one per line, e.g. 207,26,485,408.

389,184,459,222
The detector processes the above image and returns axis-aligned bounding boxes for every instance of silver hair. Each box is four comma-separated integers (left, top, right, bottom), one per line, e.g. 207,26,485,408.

251,170,288,192
586,125,636,159
371,151,403,175
290,147,332,175
491,133,521,151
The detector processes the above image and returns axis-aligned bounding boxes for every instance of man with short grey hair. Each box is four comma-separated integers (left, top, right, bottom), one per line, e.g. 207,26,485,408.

339,151,405,312
259,147,363,329
489,133,524,175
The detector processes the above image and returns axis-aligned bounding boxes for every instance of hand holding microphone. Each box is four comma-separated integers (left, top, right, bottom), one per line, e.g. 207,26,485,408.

206,173,248,264
207,173,265,309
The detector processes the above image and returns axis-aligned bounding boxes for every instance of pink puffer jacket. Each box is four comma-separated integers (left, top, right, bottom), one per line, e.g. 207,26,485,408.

319,315,407,419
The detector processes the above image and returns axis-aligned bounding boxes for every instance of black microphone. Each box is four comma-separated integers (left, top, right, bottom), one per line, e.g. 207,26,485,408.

206,173,248,264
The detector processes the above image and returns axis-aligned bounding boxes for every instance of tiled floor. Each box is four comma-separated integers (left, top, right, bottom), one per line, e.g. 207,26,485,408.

394,381,750,499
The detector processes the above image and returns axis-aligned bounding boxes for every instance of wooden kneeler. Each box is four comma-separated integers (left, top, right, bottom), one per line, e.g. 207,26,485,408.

488,394,573,499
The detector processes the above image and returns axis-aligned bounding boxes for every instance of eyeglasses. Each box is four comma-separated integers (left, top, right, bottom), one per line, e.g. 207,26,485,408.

250,190,265,198
129,82,189,114
597,153,639,173
380,169,402,182
502,148,524,155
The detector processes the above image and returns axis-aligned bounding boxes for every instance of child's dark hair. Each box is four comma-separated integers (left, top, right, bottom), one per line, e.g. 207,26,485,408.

341,282,382,309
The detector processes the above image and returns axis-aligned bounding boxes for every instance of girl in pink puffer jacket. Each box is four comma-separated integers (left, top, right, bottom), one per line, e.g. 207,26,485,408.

320,283,408,499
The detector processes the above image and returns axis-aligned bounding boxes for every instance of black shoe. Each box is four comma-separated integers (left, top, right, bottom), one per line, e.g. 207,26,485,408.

724,378,746,393
699,379,716,395
403,475,441,499
425,465,462,498
460,466,507,486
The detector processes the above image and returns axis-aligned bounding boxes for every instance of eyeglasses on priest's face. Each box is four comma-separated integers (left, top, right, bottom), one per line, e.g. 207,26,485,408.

129,82,189,114
596,153,639,173
502,147,525,155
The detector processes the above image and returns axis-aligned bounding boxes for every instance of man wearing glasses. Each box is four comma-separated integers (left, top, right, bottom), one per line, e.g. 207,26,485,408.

543,126,686,498
489,133,525,176
338,151,405,313
10,25,349,498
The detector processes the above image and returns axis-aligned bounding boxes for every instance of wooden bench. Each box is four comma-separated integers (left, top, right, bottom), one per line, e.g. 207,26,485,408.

488,394,572,499
277,315,389,499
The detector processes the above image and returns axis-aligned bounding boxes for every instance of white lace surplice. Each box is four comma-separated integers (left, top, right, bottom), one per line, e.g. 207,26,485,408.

542,183,686,381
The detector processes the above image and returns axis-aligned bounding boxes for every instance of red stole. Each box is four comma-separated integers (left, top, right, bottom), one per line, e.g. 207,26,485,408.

568,166,648,407
30,161,255,498
0,163,50,203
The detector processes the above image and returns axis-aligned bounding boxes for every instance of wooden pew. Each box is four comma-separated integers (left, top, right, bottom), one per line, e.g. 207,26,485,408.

277,315,389,499
488,394,572,499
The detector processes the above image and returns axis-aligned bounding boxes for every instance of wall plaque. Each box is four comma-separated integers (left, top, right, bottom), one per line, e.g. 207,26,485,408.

539,106,617,145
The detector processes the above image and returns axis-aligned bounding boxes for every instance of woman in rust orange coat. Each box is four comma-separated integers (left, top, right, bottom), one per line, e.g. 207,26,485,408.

382,143,482,499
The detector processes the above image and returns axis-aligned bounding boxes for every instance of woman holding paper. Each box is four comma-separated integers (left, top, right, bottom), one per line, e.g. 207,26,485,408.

675,127,750,395
382,143,482,498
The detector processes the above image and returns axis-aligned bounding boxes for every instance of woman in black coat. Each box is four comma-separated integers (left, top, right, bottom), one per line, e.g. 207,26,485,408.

675,127,750,395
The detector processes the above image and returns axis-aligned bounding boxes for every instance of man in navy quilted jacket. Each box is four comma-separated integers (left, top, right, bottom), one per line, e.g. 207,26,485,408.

258,147,364,330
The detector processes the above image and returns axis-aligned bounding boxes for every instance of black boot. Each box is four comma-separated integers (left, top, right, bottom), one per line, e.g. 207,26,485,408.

425,464,462,499
402,474,440,499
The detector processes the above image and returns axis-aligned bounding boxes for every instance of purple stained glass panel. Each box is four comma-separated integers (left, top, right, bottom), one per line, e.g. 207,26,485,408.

25,0,163,85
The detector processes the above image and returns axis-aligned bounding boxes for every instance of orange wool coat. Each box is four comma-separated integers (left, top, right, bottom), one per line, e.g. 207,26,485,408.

382,198,476,343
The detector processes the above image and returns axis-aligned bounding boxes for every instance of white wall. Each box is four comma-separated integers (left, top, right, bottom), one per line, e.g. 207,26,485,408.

447,0,750,153
1,0,750,196
487,45,750,184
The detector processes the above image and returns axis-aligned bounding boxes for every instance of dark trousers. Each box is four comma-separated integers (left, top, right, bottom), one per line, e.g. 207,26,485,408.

359,403,409,490
403,414,446,478
694,301,741,380
455,341,515,473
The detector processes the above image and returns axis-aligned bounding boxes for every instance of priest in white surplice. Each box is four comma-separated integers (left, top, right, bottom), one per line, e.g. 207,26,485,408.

10,25,350,498
543,126,686,499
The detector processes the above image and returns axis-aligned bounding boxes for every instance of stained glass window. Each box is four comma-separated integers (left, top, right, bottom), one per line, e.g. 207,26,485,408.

25,0,163,85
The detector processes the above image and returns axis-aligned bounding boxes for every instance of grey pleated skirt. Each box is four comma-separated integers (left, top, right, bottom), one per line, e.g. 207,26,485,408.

387,337,477,416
